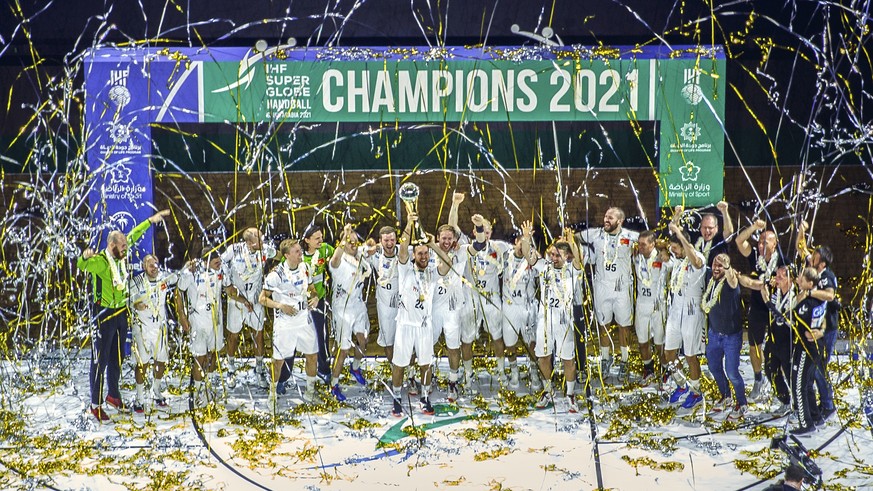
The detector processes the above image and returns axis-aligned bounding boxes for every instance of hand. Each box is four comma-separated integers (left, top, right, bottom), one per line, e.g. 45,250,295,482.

521,220,533,238
244,299,254,312
149,209,171,224
799,220,809,232
471,214,485,227
280,304,297,315
805,330,823,342
185,260,198,272
562,228,574,242
668,222,682,236
179,318,190,333
308,296,319,309
716,255,731,269
716,201,728,213
425,232,436,245
673,205,684,216
82,247,95,260
452,192,465,205
754,219,766,230
408,212,419,223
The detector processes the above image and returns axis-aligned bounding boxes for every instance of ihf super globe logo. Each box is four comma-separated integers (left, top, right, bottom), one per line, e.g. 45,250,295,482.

108,68,131,109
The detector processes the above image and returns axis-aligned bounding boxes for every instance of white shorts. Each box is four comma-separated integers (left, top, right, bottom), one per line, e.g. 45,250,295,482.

376,301,398,347
502,302,534,347
634,300,666,345
226,299,266,333
459,300,478,344
535,313,575,360
189,314,224,357
332,301,370,351
593,282,633,327
132,321,169,365
473,293,503,339
432,306,461,349
273,313,318,360
393,321,433,367
664,299,705,356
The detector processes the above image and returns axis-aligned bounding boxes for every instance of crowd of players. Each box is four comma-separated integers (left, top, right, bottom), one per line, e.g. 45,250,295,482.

77,195,840,436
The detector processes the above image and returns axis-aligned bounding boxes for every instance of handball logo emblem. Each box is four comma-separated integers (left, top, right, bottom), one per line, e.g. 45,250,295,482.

109,211,135,231
681,68,704,105
680,122,701,143
108,68,131,108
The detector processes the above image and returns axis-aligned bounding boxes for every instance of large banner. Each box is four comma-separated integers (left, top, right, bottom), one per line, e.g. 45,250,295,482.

86,46,724,212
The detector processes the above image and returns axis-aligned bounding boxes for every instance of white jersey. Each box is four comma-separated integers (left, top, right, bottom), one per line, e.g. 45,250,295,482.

396,259,438,327
429,247,468,310
468,240,511,296
667,250,707,307
366,246,400,306
221,241,277,303
330,253,371,310
578,228,638,290
502,252,536,305
178,266,229,322
263,262,312,325
633,249,670,305
129,271,179,328
533,259,580,325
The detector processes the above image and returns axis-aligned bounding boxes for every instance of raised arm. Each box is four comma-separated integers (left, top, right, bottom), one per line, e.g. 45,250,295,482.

716,201,734,239
329,224,352,269
428,234,453,276
520,220,537,266
564,228,584,270
467,214,488,255
796,220,813,264
735,219,766,257
670,205,684,228
398,213,415,264
717,254,739,289
669,222,703,269
448,192,464,233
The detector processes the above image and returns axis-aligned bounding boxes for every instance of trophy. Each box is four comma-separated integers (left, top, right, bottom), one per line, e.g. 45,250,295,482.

399,182,429,244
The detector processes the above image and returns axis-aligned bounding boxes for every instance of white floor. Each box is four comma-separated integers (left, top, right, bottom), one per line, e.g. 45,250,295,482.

1,353,871,491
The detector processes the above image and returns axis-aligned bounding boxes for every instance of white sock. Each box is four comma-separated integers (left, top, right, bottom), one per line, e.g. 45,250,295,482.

566,380,576,396
449,370,459,383
331,377,340,387
601,347,611,359
688,378,700,392
392,386,403,400
152,378,163,398
421,383,430,399
496,357,506,374
509,361,518,372
306,376,316,391
256,357,264,370
543,379,553,393
227,356,235,368
352,358,361,371
464,360,473,379
194,380,203,392
136,383,145,403
620,346,630,362
672,369,687,387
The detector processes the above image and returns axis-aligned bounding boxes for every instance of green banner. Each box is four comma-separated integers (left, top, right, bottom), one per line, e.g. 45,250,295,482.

202,59,656,123
657,58,727,207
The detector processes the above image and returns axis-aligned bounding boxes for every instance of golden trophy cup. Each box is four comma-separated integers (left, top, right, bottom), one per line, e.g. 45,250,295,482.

398,182,429,245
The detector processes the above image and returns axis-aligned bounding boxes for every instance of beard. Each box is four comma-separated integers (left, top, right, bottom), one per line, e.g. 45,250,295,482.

603,222,618,233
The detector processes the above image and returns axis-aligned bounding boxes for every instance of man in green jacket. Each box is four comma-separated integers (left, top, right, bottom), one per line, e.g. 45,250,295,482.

77,209,170,422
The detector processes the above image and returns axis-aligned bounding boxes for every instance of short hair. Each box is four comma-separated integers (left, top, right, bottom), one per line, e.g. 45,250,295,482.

800,266,820,284
815,245,833,267
437,224,459,239
279,238,300,255
669,229,690,244
784,464,805,483
700,213,718,226
242,227,260,242
302,224,323,240
607,207,626,221
412,243,430,254
379,226,397,237
553,241,572,255
142,254,157,266
639,230,656,243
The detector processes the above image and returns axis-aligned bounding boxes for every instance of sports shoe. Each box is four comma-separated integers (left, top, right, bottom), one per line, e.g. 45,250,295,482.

497,373,509,386
407,377,420,396
819,406,836,423
567,395,579,414
90,406,110,422
727,404,748,421
680,391,703,410
600,357,613,376
226,372,237,389
330,384,346,402
750,377,769,401
788,411,799,424
276,380,286,395
509,369,520,388
535,391,554,409
133,402,145,414
154,397,168,408
105,395,129,412
447,382,459,403
350,366,367,385
421,397,435,415
617,361,629,378
302,388,318,404
771,402,791,417
710,397,733,415
641,365,655,385
257,370,269,389
530,374,543,392
391,398,403,418
669,385,689,404
790,425,816,437
317,371,331,385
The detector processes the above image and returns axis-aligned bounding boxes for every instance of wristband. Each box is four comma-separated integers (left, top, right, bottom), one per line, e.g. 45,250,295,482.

475,225,485,233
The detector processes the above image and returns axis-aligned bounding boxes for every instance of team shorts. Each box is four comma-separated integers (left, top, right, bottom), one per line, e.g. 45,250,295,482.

393,321,433,367
502,301,534,347
226,299,266,333
332,301,370,351
273,313,318,360
634,300,666,345
432,306,461,349
375,301,398,348
535,314,576,361
664,300,705,356
132,321,169,365
593,282,633,327
473,293,503,339
189,314,224,357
